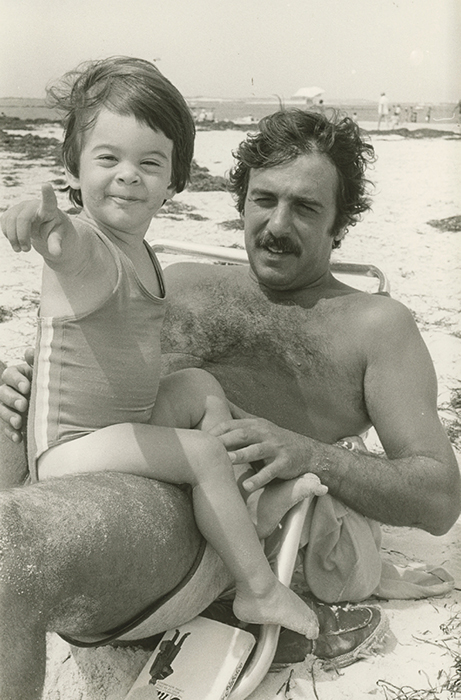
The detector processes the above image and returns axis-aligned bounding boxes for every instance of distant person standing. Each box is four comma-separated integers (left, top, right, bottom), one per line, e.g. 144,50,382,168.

391,104,401,128
377,92,389,130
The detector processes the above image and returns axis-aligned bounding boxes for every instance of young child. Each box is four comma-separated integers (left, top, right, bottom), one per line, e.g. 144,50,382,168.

1,56,325,637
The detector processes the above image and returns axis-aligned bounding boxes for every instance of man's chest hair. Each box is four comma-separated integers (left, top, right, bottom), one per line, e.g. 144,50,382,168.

162,277,360,381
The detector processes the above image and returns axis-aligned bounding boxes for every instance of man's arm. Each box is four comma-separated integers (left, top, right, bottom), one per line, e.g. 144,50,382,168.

0,359,32,442
0,360,29,487
213,302,461,536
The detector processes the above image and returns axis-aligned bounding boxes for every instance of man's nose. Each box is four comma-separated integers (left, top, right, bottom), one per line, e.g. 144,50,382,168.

116,163,141,184
267,203,292,235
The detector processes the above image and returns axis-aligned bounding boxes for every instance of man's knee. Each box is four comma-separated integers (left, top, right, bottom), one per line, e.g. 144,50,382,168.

0,489,46,607
0,475,204,630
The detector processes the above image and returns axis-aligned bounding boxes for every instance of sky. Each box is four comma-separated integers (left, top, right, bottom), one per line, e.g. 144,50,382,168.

0,0,459,104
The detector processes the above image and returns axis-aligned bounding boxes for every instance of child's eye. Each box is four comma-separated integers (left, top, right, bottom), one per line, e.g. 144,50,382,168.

97,155,117,163
142,160,162,168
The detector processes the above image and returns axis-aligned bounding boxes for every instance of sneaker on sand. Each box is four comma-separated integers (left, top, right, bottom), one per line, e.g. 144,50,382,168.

202,596,389,670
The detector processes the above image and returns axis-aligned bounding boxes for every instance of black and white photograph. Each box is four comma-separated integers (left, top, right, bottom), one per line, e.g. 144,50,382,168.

0,1,460,698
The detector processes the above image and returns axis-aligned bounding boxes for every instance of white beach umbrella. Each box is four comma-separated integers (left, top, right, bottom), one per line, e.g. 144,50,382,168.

292,86,325,99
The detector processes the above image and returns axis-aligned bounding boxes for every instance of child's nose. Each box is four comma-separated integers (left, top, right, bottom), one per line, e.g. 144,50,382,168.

116,163,141,184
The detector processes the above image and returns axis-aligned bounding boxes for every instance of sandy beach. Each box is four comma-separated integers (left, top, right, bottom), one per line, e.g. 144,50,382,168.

1,119,461,699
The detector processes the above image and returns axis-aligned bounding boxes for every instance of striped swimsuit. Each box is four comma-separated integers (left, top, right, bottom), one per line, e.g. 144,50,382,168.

27,225,167,481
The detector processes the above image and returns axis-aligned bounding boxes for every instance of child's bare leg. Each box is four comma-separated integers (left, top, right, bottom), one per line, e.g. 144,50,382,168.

167,430,318,637
152,370,318,635
250,474,328,539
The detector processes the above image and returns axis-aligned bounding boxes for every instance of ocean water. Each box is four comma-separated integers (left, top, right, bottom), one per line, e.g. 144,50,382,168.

0,97,458,125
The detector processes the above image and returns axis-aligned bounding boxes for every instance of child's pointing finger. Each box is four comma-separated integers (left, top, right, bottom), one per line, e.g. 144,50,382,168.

39,183,59,221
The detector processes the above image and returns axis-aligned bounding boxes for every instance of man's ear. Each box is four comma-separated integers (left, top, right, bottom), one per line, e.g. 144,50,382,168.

333,228,346,244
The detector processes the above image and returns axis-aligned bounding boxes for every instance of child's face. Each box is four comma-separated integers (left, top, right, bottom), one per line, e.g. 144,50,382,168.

67,109,175,238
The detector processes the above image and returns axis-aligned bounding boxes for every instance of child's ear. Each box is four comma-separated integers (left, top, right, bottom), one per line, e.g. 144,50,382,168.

65,168,80,189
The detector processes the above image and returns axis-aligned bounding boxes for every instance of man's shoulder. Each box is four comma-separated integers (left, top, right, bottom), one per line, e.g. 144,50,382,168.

352,293,414,328
335,293,423,361
322,292,417,344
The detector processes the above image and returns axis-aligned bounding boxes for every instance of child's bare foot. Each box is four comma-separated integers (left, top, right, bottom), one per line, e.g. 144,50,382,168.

252,473,328,539
233,579,319,638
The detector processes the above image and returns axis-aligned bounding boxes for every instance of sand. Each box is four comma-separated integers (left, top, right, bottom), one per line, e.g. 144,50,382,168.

1,122,460,699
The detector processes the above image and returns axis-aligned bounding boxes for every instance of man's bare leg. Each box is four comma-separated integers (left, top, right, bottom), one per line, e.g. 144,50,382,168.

0,472,202,700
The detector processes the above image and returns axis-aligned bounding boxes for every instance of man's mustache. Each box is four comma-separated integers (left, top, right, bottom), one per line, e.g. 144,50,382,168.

255,232,301,256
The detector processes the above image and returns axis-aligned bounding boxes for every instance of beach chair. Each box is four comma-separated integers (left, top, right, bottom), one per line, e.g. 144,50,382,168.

151,239,390,699
151,239,390,294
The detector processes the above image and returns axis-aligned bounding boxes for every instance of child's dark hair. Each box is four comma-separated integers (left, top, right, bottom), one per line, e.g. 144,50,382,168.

228,109,376,245
47,56,195,206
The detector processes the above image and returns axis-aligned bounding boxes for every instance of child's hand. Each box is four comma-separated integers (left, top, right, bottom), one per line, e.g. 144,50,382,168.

1,183,74,259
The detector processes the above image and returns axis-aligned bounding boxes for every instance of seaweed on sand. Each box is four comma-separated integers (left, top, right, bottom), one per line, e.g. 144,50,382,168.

188,160,227,191
377,609,461,699
0,128,61,164
377,658,461,698
0,306,13,323
427,215,461,232
156,199,208,221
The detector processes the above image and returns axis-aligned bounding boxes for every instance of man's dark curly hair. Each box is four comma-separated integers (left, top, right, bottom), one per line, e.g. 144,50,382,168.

228,109,376,246
46,56,195,207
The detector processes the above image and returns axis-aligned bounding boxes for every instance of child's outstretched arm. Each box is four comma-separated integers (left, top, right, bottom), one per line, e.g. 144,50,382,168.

2,184,117,316
1,183,85,271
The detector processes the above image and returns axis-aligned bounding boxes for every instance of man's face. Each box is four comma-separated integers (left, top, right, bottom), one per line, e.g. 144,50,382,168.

243,152,340,292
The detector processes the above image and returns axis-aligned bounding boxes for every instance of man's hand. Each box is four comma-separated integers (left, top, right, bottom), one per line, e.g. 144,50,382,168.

1,183,73,259
0,352,33,443
210,410,314,493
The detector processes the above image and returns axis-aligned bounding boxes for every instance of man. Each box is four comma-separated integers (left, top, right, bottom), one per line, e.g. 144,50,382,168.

1,110,459,700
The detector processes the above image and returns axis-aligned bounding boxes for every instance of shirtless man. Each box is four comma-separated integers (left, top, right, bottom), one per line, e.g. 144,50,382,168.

1,109,459,700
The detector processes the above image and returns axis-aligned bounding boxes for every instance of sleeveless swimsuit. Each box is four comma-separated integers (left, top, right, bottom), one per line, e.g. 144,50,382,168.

27,222,167,481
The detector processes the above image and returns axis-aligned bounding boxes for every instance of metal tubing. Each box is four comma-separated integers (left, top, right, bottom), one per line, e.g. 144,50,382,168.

150,239,390,294
228,498,313,700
